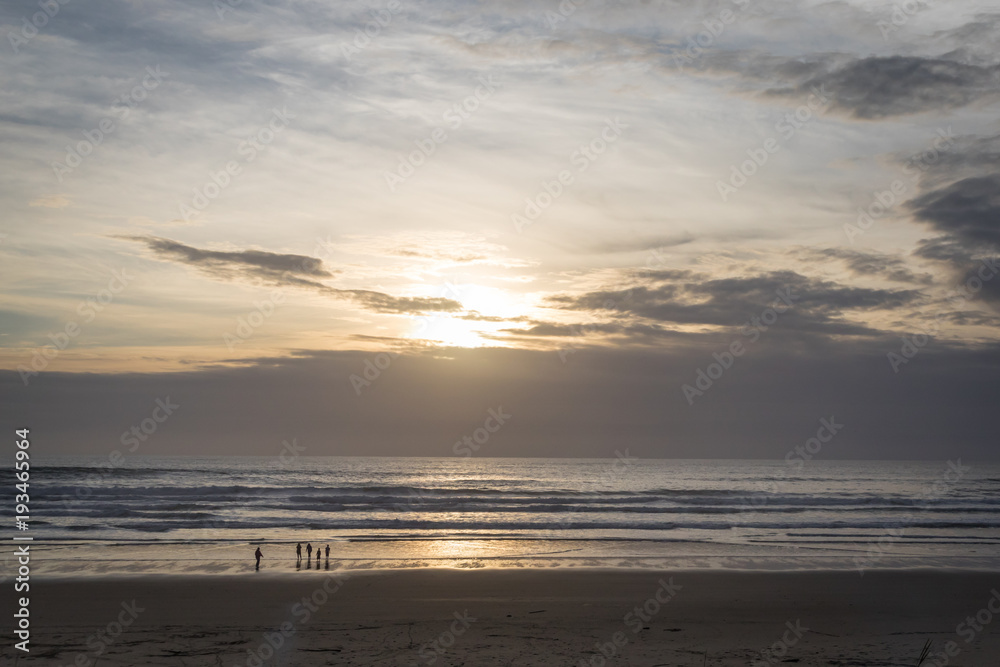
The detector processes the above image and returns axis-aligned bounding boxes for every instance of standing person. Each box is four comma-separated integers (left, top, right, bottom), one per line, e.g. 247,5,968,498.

325,544,330,559
254,546,263,570
296,542,302,562
306,543,312,560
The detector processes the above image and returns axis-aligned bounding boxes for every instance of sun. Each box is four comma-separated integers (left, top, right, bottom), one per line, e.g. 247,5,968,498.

414,316,489,347
407,284,525,347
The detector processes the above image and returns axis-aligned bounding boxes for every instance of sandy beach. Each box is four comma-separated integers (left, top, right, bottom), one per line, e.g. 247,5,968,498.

5,568,999,666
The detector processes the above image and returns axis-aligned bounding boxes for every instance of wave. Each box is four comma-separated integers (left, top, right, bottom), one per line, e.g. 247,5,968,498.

16,458,999,562
80,516,1000,533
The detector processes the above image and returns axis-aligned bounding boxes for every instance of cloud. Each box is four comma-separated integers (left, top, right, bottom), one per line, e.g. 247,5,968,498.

132,235,336,280
906,176,1000,307
907,175,1000,249
584,232,696,254
892,132,1000,190
547,270,923,339
28,194,71,208
336,231,532,268
913,237,974,264
500,319,702,345
346,290,462,314
125,236,462,314
930,12,1000,65
757,55,1000,119
805,248,934,285
8,343,1000,460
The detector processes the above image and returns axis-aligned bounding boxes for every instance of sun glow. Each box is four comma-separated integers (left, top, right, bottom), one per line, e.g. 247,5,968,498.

416,316,491,347
409,284,527,347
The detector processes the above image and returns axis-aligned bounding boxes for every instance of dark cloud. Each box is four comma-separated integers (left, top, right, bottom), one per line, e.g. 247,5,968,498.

132,235,336,280
762,56,999,119
126,236,461,314
895,129,1000,307
907,176,1000,249
7,343,1000,460
904,169,1000,306
913,237,974,264
938,309,1000,327
806,248,934,285
889,132,1000,191
345,291,463,314
549,271,922,337
501,320,695,343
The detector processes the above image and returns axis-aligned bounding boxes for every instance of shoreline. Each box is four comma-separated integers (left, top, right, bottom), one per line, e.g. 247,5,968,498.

15,536,1000,578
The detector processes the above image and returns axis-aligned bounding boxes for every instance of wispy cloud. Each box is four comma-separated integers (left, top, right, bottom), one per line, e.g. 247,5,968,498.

28,194,71,208
125,236,461,314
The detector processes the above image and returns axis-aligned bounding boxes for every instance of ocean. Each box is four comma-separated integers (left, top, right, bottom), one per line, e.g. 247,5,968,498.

11,456,1000,576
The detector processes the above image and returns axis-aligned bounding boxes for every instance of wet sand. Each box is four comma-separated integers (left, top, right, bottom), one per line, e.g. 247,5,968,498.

5,569,999,666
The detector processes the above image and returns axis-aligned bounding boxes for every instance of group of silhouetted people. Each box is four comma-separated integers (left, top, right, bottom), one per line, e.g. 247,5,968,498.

295,542,330,561
295,542,331,570
252,542,331,570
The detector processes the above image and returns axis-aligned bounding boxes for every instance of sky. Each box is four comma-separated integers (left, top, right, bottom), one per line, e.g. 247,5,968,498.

1,0,998,460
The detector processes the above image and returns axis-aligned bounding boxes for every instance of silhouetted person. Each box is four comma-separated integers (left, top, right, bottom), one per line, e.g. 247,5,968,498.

296,542,302,561
325,544,330,559
306,543,312,560
255,547,263,570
